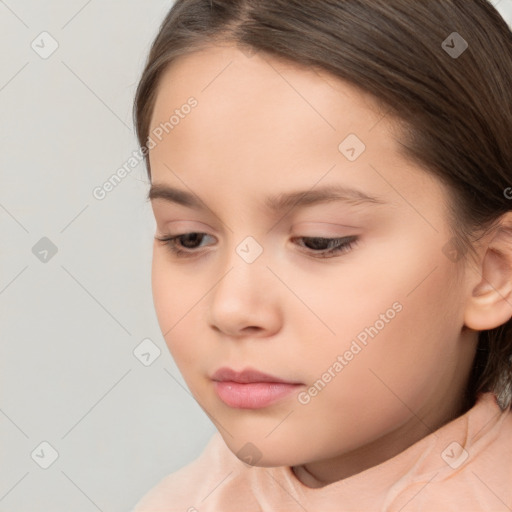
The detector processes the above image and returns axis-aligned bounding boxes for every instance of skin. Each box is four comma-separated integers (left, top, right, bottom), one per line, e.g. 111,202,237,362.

146,42,511,488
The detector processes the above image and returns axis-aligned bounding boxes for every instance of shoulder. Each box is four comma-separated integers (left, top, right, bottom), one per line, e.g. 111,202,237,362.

132,432,262,512
390,393,512,511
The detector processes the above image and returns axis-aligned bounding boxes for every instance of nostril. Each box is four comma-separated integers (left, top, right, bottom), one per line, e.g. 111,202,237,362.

243,326,261,333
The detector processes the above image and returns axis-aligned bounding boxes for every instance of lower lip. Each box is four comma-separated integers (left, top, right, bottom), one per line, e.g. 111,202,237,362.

213,381,302,409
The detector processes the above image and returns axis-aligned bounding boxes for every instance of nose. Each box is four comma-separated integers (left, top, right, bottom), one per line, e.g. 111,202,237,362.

207,246,282,338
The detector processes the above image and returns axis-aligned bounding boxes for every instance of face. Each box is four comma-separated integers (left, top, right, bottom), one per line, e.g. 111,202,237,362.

147,43,479,483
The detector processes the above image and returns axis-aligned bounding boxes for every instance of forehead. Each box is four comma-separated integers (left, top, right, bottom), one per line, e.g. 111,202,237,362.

151,43,391,137
147,43,447,222
151,42,385,113
149,44,397,164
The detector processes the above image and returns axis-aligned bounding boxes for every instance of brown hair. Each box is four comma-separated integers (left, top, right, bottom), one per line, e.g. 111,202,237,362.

133,0,512,410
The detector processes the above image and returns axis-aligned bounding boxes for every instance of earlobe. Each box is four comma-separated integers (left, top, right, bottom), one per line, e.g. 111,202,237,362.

464,221,512,331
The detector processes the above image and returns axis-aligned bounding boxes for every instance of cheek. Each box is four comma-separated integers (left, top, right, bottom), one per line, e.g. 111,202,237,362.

290,283,460,456
151,250,175,333
151,250,203,363
301,235,462,410
365,263,463,400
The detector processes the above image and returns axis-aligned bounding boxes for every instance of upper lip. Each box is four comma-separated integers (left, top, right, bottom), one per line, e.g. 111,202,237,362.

211,367,301,384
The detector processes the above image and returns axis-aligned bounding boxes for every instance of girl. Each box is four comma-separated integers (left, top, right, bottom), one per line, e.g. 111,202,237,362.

132,1,512,510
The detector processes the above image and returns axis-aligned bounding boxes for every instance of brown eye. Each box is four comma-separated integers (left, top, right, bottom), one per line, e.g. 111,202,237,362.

155,232,214,257
293,236,359,258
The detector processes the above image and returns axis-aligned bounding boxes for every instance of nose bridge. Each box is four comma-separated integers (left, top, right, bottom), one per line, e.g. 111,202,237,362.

217,233,267,294
207,232,272,318
234,234,266,266
206,222,284,336
207,190,280,295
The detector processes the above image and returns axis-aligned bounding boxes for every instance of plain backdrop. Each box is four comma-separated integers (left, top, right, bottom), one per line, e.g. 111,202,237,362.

1,1,512,511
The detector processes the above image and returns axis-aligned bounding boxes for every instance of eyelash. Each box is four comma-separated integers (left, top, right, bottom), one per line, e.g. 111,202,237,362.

154,233,359,259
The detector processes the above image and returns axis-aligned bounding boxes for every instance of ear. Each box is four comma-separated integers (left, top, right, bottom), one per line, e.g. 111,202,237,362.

464,213,512,331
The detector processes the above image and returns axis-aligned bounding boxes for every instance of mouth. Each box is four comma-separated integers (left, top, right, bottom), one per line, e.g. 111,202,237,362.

211,367,303,409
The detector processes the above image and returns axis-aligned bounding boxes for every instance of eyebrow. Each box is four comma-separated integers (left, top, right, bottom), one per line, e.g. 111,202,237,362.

147,183,387,213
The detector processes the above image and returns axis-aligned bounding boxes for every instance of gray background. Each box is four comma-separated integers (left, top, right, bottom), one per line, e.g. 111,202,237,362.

1,1,511,511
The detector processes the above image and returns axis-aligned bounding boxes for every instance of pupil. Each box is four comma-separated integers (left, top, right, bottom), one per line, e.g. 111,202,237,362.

306,237,328,250
183,233,201,248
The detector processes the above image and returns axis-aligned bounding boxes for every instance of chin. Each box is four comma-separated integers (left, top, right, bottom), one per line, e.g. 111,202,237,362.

221,435,309,468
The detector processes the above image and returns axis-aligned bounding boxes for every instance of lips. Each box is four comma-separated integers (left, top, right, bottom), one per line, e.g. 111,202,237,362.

211,367,303,409
211,366,301,384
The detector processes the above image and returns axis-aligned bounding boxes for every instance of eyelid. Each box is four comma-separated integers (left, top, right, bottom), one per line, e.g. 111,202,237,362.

290,222,360,238
156,219,216,233
293,221,361,230
156,232,360,260
156,219,360,233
